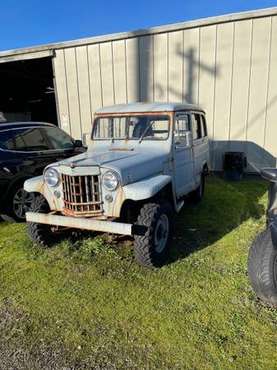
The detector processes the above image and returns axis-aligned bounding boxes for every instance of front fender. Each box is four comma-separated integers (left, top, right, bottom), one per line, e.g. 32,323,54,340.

24,176,44,193
24,176,58,211
123,175,171,201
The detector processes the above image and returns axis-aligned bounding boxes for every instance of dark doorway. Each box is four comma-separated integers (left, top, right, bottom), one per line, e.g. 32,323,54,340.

0,57,58,124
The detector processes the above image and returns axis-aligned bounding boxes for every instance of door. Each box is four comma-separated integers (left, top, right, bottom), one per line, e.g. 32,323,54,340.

191,113,209,182
173,113,195,197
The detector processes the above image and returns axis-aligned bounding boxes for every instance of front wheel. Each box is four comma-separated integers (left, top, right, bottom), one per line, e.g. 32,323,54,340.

248,229,277,307
5,186,36,222
134,202,173,268
27,195,62,248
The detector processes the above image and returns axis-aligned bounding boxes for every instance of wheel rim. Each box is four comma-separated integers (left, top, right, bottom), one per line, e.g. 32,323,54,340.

154,214,169,253
13,188,35,219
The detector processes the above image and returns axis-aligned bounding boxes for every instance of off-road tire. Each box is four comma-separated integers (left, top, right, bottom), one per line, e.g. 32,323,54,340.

27,195,59,248
248,229,277,307
191,173,205,203
134,202,173,268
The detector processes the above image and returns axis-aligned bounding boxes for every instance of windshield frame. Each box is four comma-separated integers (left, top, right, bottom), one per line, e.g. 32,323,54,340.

91,112,172,142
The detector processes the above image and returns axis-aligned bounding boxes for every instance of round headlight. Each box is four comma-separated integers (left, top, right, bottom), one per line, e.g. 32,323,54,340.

102,171,119,191
44,167,60,187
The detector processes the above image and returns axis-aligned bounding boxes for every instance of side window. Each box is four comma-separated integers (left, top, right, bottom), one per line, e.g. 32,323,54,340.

201,115,208,137
174,114,190,143
0,127,51,151
192,114,202,140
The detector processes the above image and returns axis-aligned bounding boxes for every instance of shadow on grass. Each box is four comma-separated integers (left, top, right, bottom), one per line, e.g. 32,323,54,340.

167,175,268,264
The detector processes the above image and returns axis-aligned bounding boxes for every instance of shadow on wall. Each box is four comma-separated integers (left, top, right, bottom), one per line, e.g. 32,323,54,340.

211,140,276,172
154,44,219,104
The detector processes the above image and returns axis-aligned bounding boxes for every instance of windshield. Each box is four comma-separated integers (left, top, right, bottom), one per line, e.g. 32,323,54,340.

92,115,170,141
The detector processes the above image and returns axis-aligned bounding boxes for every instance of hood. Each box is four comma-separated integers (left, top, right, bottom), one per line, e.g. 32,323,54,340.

58,148,169,185
59,150,138,167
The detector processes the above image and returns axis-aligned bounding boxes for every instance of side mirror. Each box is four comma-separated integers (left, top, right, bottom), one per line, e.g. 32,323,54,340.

74,139,83,148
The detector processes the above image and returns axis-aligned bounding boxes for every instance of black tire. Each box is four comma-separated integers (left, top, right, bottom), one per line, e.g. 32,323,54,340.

248,229,277,307
191,173,205,203
134,202,173,268
5,184,36,222
27,195,60,248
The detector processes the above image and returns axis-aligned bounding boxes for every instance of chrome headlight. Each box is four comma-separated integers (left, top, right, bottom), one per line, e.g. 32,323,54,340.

102,171,119,191
44,167,60,187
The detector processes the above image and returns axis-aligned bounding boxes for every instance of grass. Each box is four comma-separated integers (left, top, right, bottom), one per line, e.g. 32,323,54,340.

0,176,276,369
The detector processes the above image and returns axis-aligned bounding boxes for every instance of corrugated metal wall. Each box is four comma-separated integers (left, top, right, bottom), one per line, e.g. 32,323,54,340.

53,13,277,171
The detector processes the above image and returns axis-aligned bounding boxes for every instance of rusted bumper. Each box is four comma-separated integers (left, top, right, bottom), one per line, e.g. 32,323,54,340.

26,212,133,236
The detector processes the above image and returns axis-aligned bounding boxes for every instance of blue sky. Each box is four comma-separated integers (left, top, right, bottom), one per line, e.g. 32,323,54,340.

1,0,276,51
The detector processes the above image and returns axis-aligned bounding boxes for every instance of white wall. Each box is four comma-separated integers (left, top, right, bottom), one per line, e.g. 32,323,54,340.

53,11,277,171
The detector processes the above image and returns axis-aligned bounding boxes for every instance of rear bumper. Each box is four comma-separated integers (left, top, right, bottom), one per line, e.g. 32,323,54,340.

26,212,133,236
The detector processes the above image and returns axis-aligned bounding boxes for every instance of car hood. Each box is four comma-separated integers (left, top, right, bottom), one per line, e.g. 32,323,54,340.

58,149,169,185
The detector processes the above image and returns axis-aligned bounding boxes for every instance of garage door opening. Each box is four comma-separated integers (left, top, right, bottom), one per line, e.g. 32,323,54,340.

0,57,58,125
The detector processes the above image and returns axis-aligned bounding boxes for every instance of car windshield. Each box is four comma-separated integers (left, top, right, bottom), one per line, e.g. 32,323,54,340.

92,115,170,141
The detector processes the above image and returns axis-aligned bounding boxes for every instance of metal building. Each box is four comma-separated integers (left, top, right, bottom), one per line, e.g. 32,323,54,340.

0,7,276,171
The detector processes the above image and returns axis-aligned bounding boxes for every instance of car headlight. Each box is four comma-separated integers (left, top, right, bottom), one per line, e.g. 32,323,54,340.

44,167,60,187
102,171,119,191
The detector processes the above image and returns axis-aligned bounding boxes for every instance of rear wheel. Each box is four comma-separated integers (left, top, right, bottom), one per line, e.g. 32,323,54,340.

191,173,205,203
134,202,173,268
248,229,277,307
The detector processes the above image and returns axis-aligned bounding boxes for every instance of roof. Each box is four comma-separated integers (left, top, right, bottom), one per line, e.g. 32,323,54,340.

0,121,55,130
95,102,204,114
0,7,276,62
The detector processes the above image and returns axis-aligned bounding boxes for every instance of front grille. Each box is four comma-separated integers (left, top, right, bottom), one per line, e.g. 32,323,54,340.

61,174,103,216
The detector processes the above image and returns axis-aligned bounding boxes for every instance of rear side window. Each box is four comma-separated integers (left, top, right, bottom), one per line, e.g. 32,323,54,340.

201,115,208,137
0,126,74,151
191,114,202,140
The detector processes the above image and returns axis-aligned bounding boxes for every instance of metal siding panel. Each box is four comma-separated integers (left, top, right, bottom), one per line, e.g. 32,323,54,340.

112,40,127,104
53,49,71,134
76,46,92,135
229,20,252,154
126,37,140,102
100,42,115,106
64,48,82,139
168,31,183,102
264,16,277,164
183,28,200,104
87,44,103,112
213,23,234,170
153,33,168,102
246,17,271,170
139,35,154,101
198,25,217,168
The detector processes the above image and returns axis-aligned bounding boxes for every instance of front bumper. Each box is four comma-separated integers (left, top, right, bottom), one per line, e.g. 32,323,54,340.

26,212,133,236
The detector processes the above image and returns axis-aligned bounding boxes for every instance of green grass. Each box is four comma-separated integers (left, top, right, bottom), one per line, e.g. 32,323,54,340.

0,176,276,369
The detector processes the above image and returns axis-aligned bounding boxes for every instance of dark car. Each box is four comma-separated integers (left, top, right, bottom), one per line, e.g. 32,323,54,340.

0,121,86,221
248,168,277,307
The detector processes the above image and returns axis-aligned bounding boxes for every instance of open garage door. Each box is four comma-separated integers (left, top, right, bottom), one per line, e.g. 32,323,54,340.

0,57,58,125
